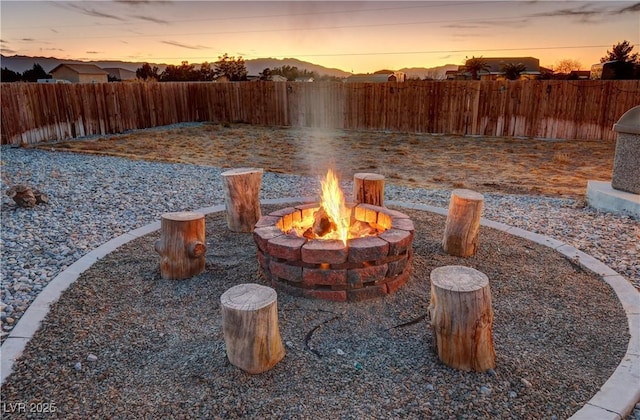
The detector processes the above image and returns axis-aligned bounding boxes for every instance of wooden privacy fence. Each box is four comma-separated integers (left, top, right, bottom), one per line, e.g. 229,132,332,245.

1,80,639,145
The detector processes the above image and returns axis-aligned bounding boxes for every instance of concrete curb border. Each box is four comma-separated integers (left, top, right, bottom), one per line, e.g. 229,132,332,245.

1,198,638,419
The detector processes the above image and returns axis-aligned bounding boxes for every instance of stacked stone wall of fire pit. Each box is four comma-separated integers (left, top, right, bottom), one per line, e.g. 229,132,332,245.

253,203,414,302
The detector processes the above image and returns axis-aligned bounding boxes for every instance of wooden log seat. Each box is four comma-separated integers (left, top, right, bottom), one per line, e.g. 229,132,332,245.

221,168,264,232
442,189,484,257
429,265,495,372
154,211,206,280
220,283,285,374
353,172,385,207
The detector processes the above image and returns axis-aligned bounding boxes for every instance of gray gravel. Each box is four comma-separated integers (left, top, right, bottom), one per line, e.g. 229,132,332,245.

1,145,639,340
0,206,630,419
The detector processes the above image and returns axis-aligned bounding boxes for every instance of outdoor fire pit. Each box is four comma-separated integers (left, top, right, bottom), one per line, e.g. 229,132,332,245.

253,171,414,302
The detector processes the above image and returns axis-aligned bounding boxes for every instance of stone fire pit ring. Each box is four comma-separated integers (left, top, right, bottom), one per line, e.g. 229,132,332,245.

253,203,414,302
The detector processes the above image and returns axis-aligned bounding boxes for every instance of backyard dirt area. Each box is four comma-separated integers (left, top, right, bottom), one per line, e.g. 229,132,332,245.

35,122,616,199
1,206,628,418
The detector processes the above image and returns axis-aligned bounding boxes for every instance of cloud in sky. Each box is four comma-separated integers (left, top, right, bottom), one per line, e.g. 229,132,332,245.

130,15,170,25
161,40,209,50
113,0,172,5
58,3,127,22
615,2,640,13
86,51,103,54
527,2,639,23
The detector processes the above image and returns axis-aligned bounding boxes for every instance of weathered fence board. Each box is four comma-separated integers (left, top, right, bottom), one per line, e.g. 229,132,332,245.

1,80,639,145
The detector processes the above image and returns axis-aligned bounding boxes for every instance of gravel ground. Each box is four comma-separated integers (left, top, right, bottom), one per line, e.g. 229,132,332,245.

1,145,638,342
0,206,630,419
1,144,639,418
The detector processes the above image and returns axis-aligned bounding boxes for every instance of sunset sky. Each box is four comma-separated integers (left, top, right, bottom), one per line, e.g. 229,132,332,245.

1,1,638,73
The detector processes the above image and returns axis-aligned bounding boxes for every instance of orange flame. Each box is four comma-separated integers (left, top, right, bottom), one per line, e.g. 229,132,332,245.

320,169,350,244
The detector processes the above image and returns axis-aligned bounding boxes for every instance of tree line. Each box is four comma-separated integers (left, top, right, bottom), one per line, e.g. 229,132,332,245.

1,63,51,83
1,41,638,83
137,54,341,82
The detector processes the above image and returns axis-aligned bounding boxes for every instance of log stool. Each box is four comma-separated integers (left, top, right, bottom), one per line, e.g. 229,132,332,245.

221,168,263,232
429,265,495,372
353,173,385,206
442,189,484,257
154,212,206,280
220,283,285,374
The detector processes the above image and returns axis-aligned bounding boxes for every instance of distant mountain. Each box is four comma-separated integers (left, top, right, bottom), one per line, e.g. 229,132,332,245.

244,57,350,78
0,54,457,80
0,54,170,74
0,54,351,78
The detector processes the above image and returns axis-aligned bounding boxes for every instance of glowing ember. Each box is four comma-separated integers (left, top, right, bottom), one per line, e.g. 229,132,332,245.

288,169,383,243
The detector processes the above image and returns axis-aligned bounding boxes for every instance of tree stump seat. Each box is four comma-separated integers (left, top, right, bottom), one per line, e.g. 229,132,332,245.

353,172,385,206
221,168,263,232
442,189,484,257
429,265,495,372
154,211,206,280
220,283,285,374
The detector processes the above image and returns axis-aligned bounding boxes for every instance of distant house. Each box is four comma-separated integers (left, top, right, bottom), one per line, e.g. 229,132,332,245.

590,61,635,80
294,76,314,82
568,70,591,80
102,67,137,81
454,57,541,80
37,78,71,84
445,70,461,80
49,63,109,83
270,75,288,82
344,71,405,83
247,74,287,82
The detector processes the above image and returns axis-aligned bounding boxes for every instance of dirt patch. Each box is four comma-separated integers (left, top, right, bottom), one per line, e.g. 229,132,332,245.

35,123,615,199
1,205,628,418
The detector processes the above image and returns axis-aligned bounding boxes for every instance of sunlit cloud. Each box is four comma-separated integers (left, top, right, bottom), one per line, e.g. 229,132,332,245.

114,0,172,5
56,2,127,22
615,2,640,13
526,3,626,24
86,51,103,54
130,15,170,24
1,47,18,54
21,38,36,42
451,33,485,39
40,47,65,54
161,40,209,50
442,24,484,29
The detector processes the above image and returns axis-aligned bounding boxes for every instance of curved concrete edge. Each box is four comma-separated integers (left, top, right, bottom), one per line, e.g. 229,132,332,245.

1,198,638,419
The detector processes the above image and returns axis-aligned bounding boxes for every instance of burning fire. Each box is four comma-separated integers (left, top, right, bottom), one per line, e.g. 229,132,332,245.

288,169,383,244
319,169,350,244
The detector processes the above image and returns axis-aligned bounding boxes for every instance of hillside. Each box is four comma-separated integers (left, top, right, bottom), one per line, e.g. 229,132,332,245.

1,54,459,80
0,54,350,78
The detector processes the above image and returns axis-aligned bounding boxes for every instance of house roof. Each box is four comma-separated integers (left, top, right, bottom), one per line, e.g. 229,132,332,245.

102,67,137,79
49,63,109,75
344,74,394,83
